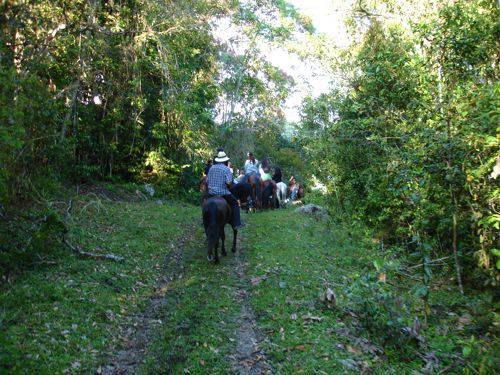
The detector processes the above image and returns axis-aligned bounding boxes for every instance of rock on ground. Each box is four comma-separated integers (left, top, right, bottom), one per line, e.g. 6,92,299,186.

143,184,155,197
295,204,328,218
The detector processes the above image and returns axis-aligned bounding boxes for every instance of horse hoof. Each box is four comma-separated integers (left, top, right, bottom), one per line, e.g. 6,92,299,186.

207,255,214,262
222,251,227,257
231,248,236,254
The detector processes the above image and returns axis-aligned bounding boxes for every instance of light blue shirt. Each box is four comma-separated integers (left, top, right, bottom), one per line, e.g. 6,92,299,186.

244,159,259,175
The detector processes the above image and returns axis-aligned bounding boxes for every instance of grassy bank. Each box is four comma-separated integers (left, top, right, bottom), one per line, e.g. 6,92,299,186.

0,189,199,372
244,209,496,373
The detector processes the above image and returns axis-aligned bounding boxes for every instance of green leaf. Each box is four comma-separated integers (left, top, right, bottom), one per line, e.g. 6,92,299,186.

414,285,429,298
462,346,472,357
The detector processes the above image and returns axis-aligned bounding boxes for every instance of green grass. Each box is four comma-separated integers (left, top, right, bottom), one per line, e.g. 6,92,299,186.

140,226,242,374
1,194,496,373
244,210,386,373
243,209,497,374
0,196,200,373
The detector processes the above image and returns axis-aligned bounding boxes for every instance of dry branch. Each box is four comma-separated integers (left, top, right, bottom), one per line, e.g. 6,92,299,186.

407,255,453,269
394,269,422,281
64,238,124,262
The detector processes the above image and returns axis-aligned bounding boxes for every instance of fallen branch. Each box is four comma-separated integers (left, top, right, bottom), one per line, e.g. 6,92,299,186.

64,238,124,262
135,189,148,200
66,199,73,217
406,253,472,270
393,269,422,281
437,360,462,374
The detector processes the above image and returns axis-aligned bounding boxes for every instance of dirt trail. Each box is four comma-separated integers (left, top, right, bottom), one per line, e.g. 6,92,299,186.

101,218,272,374
101,221,202,374
230,238,271,375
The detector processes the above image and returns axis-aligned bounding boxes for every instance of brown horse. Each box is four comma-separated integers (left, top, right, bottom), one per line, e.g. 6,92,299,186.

297,186,305,200
246,174,262,210
202,196,237,263
261,179,277,209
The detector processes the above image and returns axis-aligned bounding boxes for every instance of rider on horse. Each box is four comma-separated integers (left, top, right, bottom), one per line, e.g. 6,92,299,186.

258,156,274,182
206,150,245,229
244,152,260,176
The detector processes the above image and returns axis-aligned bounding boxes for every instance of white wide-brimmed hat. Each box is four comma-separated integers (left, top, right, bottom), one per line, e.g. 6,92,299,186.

215,151,230,163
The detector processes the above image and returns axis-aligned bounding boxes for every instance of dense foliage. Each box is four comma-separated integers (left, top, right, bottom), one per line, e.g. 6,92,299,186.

1,0,497,283
300,0,498,283
0,0,306,205
0,0,310,275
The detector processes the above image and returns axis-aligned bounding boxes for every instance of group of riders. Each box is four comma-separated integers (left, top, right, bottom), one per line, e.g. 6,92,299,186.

201,149,303,230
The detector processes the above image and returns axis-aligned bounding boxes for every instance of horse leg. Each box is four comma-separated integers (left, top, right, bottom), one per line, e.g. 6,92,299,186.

232,227,237,253
251,183,257,212
207,244,213,262
214,231,220,264
205,226,214,262
255,178,262,209
220,226,227,256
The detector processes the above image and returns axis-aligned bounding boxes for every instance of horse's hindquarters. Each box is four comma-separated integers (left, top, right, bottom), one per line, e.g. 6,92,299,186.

202,196,239,263
276,182,287,208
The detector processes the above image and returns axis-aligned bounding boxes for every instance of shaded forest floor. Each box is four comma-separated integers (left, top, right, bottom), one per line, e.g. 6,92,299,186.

0,186,496,373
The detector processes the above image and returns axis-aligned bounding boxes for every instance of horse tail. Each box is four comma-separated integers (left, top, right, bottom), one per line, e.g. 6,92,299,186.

273,183,278,208
255,176,261,205
205,201,219,250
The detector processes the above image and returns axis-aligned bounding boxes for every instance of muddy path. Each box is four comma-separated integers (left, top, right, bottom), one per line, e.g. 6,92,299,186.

5,196,487,373
99,207,392,374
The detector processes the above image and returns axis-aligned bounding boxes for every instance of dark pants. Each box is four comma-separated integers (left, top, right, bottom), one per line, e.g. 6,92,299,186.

222,194,241,227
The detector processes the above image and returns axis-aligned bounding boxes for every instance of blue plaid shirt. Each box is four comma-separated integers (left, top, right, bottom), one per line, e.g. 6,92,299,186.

207,163,232,196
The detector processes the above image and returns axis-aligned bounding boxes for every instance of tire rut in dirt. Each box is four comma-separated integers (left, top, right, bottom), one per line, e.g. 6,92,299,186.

230,238,272,375
100,221,203,374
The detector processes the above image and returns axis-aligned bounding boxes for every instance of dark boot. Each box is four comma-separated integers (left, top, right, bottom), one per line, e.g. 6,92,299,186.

224,194,245,229
232,205,245,229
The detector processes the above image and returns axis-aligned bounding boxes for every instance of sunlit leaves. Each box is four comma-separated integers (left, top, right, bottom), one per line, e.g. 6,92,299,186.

297,0,498,282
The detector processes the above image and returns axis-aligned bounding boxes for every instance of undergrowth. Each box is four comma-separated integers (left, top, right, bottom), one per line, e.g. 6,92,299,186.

0,185,199,372
245,208,497,373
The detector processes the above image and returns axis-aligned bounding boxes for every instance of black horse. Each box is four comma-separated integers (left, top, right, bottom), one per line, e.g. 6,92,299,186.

201,182,251,263
202,197,237,263
231,182,252,211
261,179,277,209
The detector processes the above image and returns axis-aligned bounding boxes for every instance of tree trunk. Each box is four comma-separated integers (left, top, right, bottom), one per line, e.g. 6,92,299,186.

452,195,464,294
